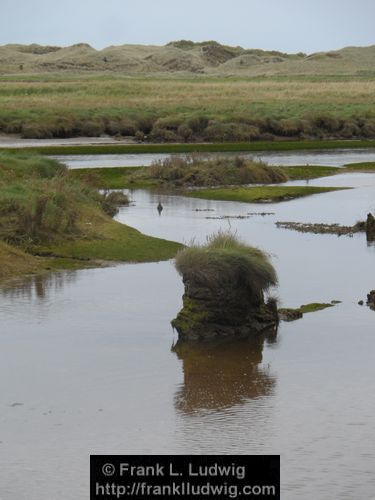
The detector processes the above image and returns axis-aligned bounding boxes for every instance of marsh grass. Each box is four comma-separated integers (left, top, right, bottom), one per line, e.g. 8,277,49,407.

0,75,374,141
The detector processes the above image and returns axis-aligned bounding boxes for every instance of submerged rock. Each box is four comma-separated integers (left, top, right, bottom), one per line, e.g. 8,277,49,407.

366,213,375,242
366,290,375,310
276,220,365,236
278,308,303,322
171,231,279,341
278,302,336,322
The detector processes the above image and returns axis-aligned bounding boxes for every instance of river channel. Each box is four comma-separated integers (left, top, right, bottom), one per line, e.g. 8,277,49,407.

53,148,375,169
1,152,375,499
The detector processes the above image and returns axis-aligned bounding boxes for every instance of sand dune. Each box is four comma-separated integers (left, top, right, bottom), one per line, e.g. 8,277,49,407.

1,40,374,76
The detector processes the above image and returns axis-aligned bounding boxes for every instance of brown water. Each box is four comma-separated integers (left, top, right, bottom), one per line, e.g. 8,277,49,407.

1,172,375,499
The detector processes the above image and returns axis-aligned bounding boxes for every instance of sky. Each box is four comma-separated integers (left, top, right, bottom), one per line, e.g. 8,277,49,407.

0,0,374,54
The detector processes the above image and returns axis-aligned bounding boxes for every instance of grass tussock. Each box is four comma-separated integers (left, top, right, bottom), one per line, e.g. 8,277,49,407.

175,230,277,296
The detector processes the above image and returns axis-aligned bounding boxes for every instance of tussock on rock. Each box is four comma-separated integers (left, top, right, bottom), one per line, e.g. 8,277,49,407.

172,230,278,341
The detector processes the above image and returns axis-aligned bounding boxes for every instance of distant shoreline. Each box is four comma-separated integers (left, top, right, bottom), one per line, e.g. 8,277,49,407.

1,136,375,155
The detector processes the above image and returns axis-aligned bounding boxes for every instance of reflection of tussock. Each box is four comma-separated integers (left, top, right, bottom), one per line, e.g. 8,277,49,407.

0,271,77,300
173,333,276,414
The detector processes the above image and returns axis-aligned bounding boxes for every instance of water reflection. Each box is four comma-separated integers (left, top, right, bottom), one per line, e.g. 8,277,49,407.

173,332,277,414
0,270,78,301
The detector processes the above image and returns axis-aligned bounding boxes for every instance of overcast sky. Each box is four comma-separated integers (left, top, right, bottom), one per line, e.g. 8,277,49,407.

1,0,374,53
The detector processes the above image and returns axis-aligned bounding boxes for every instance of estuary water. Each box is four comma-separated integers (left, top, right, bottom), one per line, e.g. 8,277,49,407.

1,170,375,499
53,148,375,169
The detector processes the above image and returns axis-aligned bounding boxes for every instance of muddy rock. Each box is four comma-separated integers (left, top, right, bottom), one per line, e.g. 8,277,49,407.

278,308,303,322
276,220,365,236
366,290,375,310
172,280,278,341
366,213,375,242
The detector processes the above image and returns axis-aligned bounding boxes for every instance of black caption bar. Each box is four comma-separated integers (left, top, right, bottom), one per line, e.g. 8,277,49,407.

90,455,280,499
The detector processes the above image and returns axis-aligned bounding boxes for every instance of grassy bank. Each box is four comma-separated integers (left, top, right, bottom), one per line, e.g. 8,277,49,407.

0,240,100,282
71,166,149,189
0,153,182,282
185,186,347,203
2,139,375,156
0,240,42,280
343,161,375,171
281,165,341,179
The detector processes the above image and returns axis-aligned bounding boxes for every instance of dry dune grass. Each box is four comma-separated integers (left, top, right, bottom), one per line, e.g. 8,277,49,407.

0,41,374,140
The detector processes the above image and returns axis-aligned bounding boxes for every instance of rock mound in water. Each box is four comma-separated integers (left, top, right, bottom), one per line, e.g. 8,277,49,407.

171,231,278,341
366,213,375,241
367,290,375,310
